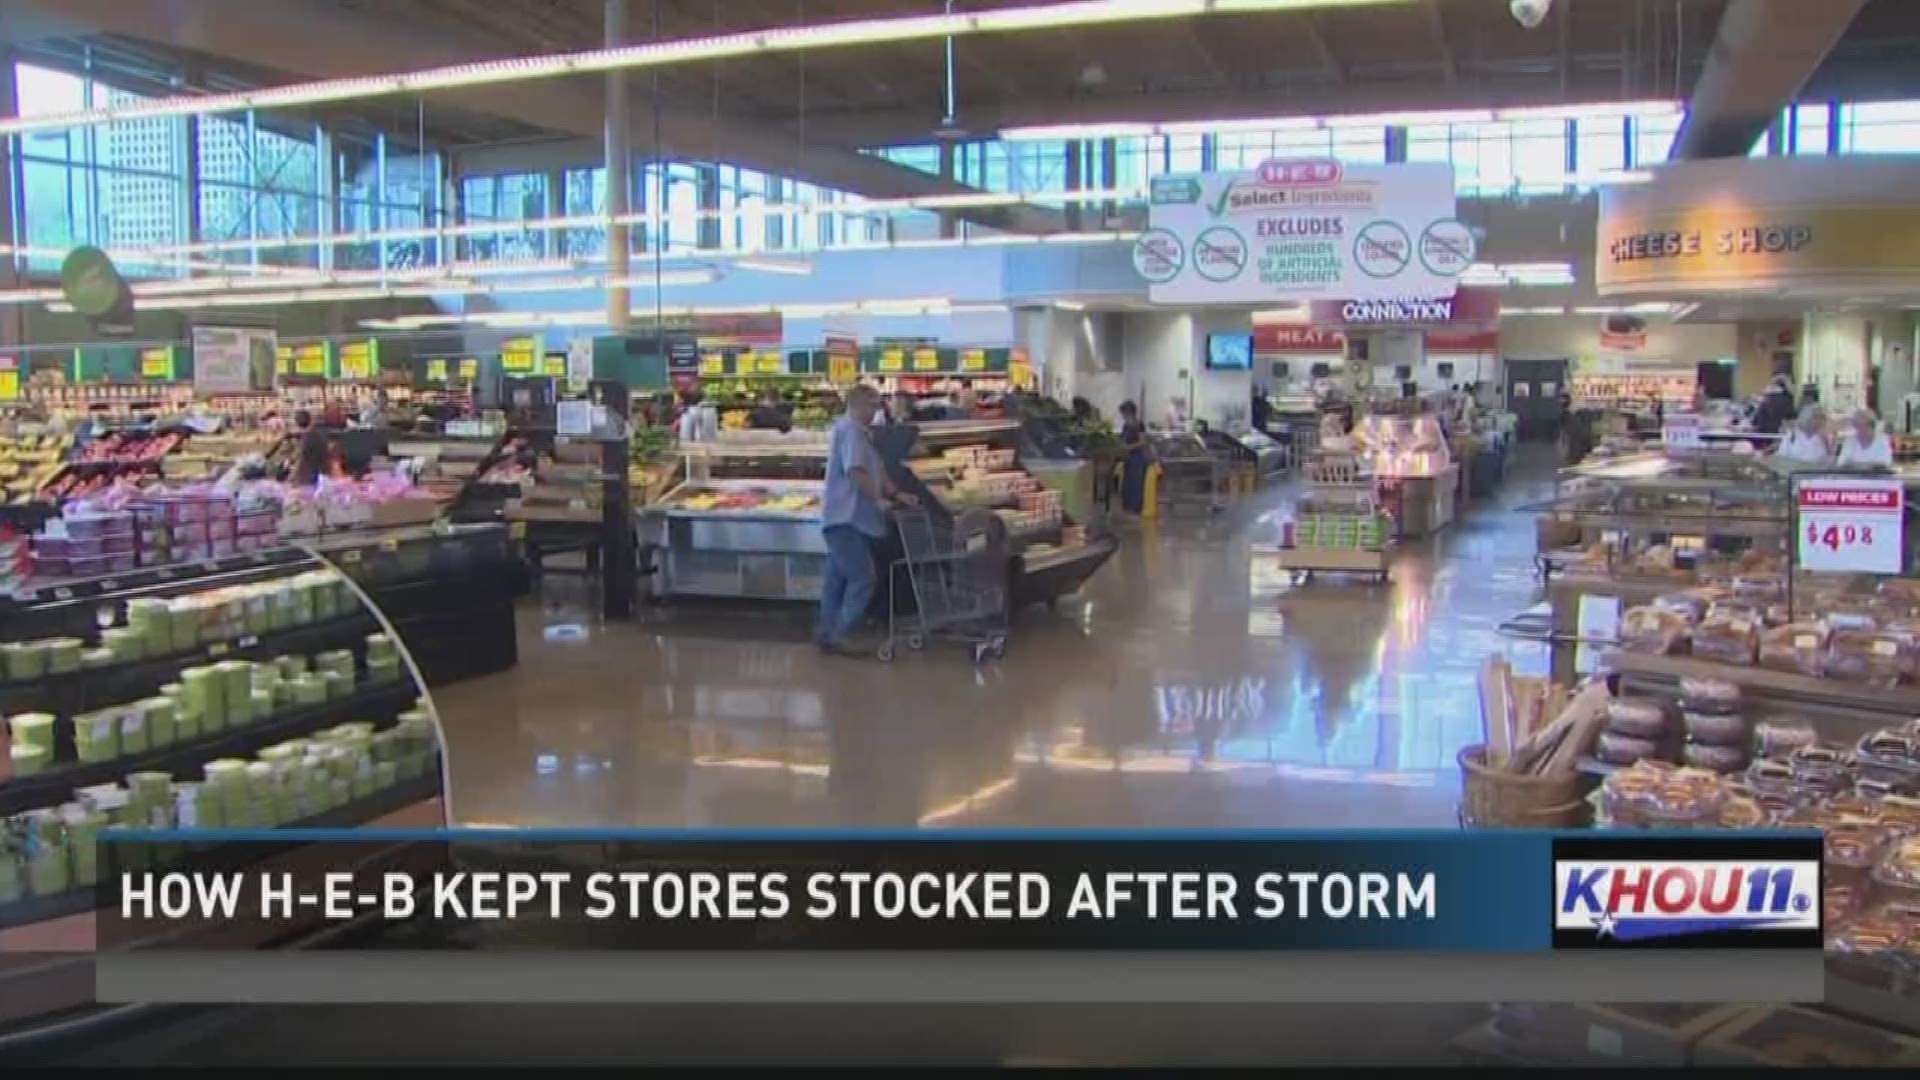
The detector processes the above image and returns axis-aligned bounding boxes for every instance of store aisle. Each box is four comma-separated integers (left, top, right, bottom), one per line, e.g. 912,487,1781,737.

433,448,1559,831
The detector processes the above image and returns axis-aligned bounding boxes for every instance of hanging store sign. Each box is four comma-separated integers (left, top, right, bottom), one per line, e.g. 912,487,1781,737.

191,325,277,395
755,352,786,375
338,339,377,380
425,358,449,382
878,348,906,373
501,336,540,374
1797,476,1905,575
542,354,567,377
825,331,859,386
1008,348,1035,391
458,357,480,380
1599,315,1648,352
912,348,942,372
960,348,988,372
1254,326,1345,354
0,355,19,401
1144,160,1462,304
138,346,176,381
1596,157,1920,296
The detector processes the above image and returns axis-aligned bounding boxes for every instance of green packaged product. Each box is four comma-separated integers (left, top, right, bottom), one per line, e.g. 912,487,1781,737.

126,771,172,800
101,823,147,873
292,674,326,707
252,664,282,693
364,632,396,660
179,666,223,727
168,604,201,652
118,708,150,755
329,720,375,741
350,770,375,801
271,789,299,826
173,703,202,742
257,742,302,764
369,730,402,762
0,856,21,903
313,579,340,622
244,761,277,796
10,712,56,752
129,598,172,655
173,782,219,829
400,752,431,779
10,743,48,776
137,697,177,748
101,626,144,662
203,757,249,787
44,637,83,674
81,647,116,669
27,847,70,897
217,662,254,722
61,805,109,887
323,669,353,700
368,658,401,685
372,760,397,790
248,688,273,720
278,654,308,679
244,594,272,636
2,640,46,680
289,582,315,625
73,710,120,762
266,587,295,631
329,777,352,809
316,649,354,677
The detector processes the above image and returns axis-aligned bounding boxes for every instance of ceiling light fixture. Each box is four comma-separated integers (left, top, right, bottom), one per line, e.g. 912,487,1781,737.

1054,300,1087,310
0,0,1415,137
734,257,815,276
1496,100,1679,122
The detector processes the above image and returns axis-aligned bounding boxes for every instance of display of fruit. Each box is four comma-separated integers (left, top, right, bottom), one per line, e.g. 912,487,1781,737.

78,431,182,463
672,486,820,515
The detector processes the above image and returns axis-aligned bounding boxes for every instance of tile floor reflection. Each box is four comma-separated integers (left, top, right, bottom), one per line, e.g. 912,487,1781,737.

432,448,1557,831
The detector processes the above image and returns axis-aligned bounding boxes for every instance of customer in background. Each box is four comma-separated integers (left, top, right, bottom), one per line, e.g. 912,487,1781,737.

816,384,915,657
1250,385,1271,434
1118,400,1151,514
357,389,390,429
290,409,333,486
748,389,791,433
1774,406,1832,464
1754,375,1797,435
1836,408,1895,468
675,388,719,443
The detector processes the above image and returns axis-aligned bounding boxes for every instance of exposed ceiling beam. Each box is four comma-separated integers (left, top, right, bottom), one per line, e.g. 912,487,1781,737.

1302,15,1346,84
1673,0,1870,159
6,0,1059,232
1419,0,1456,87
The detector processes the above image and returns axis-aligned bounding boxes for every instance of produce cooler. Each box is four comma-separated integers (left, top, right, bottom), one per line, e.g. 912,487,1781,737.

637,478,828,600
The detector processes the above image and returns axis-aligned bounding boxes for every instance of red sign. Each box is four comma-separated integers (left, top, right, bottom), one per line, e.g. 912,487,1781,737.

1254,326,1346,354
1257,159,1342,186
1426,328,1500,354
1309,287,1500,326
1797,477,1904,574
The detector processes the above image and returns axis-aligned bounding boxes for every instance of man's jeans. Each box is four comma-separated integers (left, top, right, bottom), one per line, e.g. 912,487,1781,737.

816,524,877,646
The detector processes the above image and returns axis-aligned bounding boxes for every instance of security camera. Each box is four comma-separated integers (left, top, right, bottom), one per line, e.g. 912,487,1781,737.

1510,0,1552,30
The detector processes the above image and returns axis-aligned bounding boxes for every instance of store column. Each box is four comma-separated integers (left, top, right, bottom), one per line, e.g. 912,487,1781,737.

937,141,957,240
604,0,632,332
0,44,21,353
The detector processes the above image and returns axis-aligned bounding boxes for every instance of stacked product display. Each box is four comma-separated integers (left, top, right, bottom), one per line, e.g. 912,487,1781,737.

1271,455,1393,584
1359,414,1456,538
0,434,71,506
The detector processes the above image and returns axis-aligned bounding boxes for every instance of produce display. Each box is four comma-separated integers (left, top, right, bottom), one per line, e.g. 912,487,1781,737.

1293,511,1393,551
0,435,71,505
667,486,820,515
29,481,285,578
76,430,182,464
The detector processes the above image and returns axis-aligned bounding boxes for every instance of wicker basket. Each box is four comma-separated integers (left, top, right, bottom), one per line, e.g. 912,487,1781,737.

1457,744,1590,828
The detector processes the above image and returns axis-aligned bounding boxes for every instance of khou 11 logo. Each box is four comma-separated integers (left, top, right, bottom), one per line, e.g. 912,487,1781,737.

1554,859,1819,943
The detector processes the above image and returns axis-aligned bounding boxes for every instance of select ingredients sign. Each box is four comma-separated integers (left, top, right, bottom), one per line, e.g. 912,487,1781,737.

1140,160,1466,303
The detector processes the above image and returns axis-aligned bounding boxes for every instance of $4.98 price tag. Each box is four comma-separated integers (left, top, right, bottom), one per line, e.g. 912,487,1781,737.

1797,477,1905,574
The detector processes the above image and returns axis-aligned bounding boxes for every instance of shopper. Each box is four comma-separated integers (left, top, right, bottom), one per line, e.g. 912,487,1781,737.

1754,375,1797,435
1118,400,1150,514
290,409,332,486
1836,408,1895,468
748,389,791,433
817,384,913,656
357,389,390,429
1774,407,1832,464
675,389,718,443
1250,385,1271,434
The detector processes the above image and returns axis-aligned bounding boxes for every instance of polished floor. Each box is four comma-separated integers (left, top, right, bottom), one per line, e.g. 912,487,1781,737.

432,448,1554,831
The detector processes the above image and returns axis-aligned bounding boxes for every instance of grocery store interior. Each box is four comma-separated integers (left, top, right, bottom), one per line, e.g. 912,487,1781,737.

9,0,1920,1065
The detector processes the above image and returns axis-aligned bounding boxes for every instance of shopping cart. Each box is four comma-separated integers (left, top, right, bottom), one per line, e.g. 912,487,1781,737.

879,508,1010,663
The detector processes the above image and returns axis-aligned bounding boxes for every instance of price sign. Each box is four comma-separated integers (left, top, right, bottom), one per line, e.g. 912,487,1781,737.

542,355,567,377
275,345,293,375
734,352,756,377
426,358,449,382
501,337,540,373
139,346,175,380
294,342,332,377
878,349,905,373
458,358,479,380
699,355,726,376
828,353,857,386
1797,476,1904,574
1661,413,1704,451
0,355,18,401
338,340,376,380
912,348,941,372
960,348,987,372
756,353,785,375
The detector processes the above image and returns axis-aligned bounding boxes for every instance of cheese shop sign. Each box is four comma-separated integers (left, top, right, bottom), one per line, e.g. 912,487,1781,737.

1608,224,1812,264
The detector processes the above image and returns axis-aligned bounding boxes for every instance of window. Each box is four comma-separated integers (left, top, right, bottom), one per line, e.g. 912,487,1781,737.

562,166,608,258
1792,102,1832,156
1631,112,1683,167
1575,117,1627,174
461,171,549,260
1840,100,1920,154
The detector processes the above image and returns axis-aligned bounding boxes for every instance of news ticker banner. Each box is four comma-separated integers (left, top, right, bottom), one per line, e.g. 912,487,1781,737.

82,829,1824,1004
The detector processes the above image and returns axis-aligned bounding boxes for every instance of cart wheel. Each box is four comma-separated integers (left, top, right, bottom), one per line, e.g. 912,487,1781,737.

971,642,992,664
906,634,925,651
989,636,1008,660
877,643,895,662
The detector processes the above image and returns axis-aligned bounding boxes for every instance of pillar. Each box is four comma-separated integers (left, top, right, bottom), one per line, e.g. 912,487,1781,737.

695,164,720,250
604,0,632,331
1064,140,1082,232
0,44,21,351
937,141,957,239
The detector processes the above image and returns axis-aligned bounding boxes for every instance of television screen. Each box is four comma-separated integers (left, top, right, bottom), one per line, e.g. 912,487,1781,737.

1206,333,1253,370
1394,364,1413,382
1310,362,1332,379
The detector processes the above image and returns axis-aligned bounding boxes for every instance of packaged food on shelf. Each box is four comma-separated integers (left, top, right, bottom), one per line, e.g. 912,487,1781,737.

1753,716,1819,758
1677,675,1742,713
1596,730,1663,766
1605,697,1672,739
1682,741,1748,772
1682,709,1749,747
1691,611,1759,665
1618,606,1689,655
1759,623,1829,677
1826,629,1906,686
1873,837,1920,902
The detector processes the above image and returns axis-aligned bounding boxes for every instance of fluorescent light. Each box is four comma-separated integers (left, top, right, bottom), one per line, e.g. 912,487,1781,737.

1054,300,1087,311
1328,109,1493,128
734,257,815,276
1496,100,1680,122
1160,116,1321,135
1000,122,1156,141
1,0,1417,136
1499,306,1568,315
1574,306,1627,315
